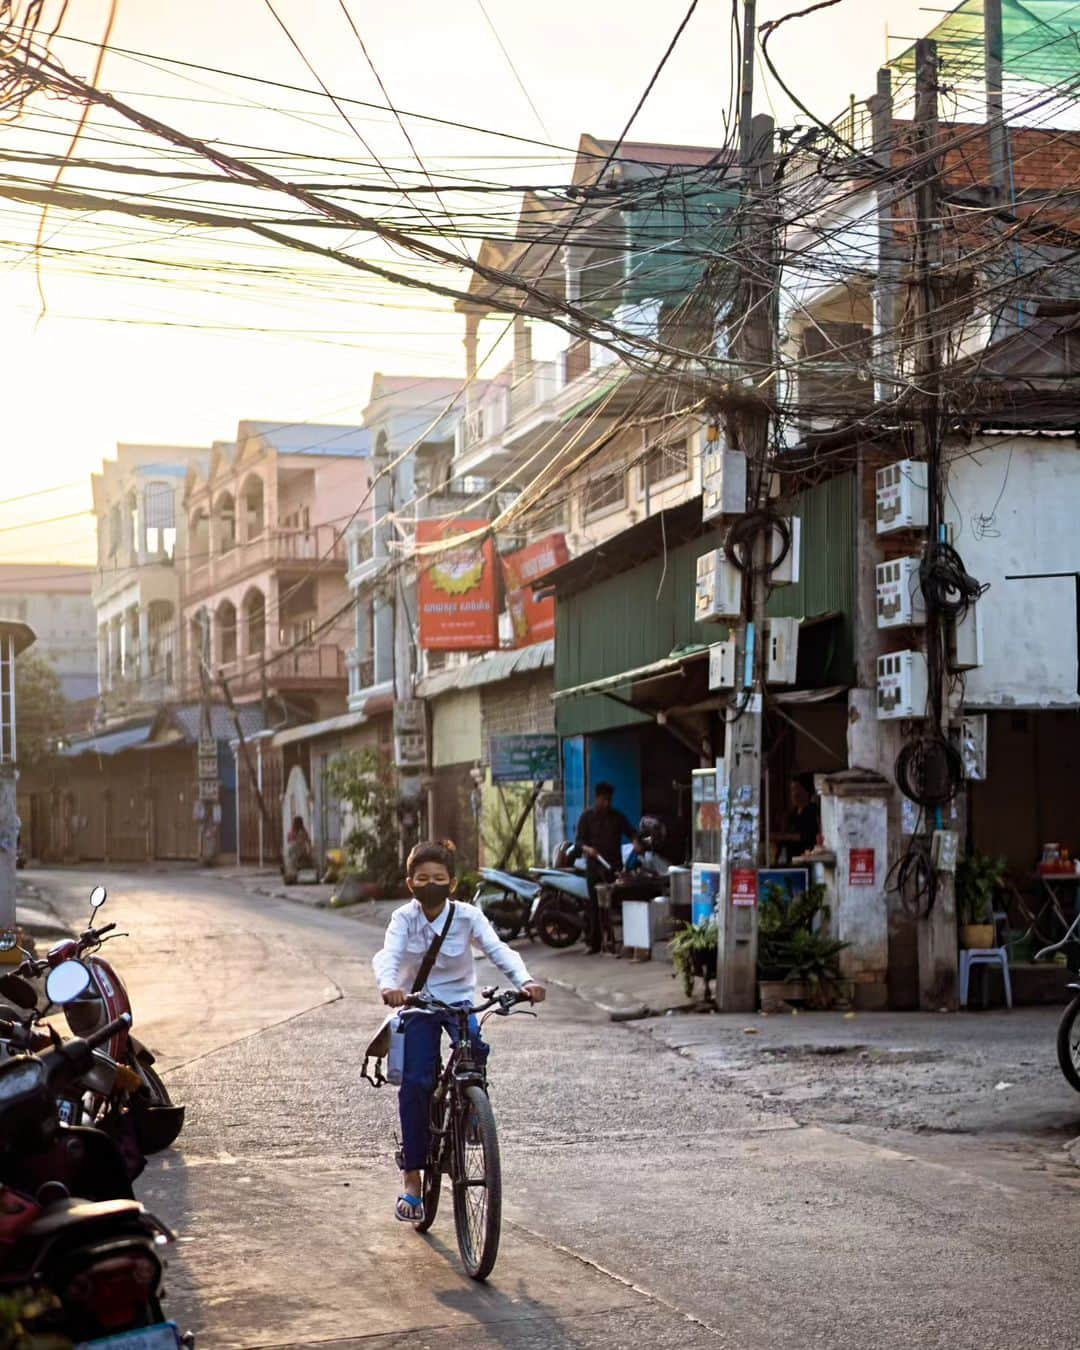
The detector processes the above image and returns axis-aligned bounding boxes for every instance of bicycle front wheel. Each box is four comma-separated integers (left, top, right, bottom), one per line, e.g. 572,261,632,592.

1056,994,1080,1092
452,1085,502,1280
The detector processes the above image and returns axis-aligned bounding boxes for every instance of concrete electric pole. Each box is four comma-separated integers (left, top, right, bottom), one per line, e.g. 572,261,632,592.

0,622,35,953
716,3,777,1011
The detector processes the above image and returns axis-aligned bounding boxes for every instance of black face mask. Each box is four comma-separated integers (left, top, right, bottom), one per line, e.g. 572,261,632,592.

412,881,452,909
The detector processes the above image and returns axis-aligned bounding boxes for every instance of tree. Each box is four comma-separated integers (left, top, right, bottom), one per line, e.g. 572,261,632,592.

14,651,67,767
323,748,401,888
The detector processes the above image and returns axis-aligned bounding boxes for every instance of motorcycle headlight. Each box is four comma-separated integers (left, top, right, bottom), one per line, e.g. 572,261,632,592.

0,1056,47,1104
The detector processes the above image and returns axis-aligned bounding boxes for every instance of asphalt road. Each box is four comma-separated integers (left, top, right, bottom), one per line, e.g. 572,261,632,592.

36,869,1080,1350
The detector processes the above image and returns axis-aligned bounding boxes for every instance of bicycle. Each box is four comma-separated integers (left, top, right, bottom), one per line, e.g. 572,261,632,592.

1035,911,1080,1091
397,986,535,1280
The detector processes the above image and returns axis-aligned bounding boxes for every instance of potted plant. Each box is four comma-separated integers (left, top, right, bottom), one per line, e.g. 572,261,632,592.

774,929,851,1008
757,882,847,1009
956,852,1006,949
669,919,718,1001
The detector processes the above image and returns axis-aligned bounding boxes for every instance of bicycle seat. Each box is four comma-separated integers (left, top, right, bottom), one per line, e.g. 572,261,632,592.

25,1197,146,1240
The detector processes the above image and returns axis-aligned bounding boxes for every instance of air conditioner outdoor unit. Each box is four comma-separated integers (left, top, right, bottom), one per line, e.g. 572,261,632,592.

949,601,983,670
876,460,928,534
770,517,801,586
766,617,799,684
701,445,747,521
695,549,742,622
708,640,737,690
876,556,926,628
876,649,928,720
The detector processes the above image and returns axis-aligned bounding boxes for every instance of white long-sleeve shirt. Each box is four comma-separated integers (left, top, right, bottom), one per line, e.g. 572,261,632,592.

371,899,533,1004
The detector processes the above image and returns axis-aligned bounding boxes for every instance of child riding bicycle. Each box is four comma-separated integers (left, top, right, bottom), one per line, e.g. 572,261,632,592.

372,839,546,1224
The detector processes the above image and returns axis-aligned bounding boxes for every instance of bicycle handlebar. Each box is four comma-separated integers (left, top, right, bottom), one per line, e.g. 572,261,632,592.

404,988,533,1017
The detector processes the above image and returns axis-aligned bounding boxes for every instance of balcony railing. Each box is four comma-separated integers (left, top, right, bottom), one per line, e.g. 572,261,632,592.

185,526,347,597
211,643,347,694
508,361,558,420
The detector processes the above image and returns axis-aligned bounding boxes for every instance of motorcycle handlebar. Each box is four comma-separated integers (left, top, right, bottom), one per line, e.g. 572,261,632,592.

45,1014,132,1086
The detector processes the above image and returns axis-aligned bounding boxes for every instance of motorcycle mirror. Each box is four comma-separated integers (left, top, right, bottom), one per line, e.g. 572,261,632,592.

89,886,107,910
0,973,38,1011
0,930,16,952
45,961,92,1007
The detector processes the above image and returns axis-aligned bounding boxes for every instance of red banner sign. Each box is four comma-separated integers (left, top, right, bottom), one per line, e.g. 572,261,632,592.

848,848,876,887
417,518,499,651
501,533,570,647
731,868,758,907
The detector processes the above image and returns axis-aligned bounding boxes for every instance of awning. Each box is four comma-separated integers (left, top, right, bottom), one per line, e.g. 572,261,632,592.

273,708,371,749
553,647,707,703
61,722,154,758
770,684,848,705
416,639,553,699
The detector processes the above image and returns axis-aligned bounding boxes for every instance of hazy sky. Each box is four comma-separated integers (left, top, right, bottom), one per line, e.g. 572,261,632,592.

0,0,931,562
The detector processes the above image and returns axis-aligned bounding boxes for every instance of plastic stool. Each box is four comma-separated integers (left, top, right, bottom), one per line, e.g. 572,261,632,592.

959,948,1012,1009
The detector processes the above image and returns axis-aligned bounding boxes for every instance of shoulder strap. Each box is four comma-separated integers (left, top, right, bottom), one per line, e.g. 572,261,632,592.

410,901,456,994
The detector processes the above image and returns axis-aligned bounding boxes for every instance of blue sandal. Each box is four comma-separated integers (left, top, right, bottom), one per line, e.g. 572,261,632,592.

395,1193,424,1224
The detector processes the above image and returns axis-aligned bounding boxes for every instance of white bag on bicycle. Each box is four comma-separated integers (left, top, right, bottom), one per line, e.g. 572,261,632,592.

385,1014,406,1086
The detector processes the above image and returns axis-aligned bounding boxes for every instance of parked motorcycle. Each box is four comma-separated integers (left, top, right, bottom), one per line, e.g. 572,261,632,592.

472,868,540,942
0,959,187,1346
528,843,614,949
1036,912,1080,1091
7,885,184,1159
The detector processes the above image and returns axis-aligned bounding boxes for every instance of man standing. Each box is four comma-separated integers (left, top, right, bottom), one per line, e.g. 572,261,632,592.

575,782,639,954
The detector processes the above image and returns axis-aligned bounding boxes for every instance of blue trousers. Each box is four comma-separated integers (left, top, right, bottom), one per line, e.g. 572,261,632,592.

398,1008,489,1173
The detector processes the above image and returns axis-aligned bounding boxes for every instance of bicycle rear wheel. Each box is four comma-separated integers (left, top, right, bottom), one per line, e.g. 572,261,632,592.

452,1085,502,1280
414,1096,445,1233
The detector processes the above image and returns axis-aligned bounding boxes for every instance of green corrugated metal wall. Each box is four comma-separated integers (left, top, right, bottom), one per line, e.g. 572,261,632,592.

765,471,856,687
555,472,856,737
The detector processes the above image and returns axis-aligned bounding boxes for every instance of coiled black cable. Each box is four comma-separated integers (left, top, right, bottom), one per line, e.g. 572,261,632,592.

895,732,964,808
724,510,792,577
919,541,988,619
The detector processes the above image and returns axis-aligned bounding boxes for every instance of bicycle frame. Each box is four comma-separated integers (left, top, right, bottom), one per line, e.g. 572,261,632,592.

1035,910,1080,971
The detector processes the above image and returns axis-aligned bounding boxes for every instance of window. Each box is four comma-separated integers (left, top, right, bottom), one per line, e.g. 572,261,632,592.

582,469,625,520
144,482,176,558
640,438,689,493
528,495,566,534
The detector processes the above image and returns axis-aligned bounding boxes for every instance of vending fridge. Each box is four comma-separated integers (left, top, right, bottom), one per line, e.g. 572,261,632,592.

690,763,727,925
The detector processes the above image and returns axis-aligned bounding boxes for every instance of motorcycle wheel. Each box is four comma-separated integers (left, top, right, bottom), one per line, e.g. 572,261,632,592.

534,894,583,949
1056,994,1080,1092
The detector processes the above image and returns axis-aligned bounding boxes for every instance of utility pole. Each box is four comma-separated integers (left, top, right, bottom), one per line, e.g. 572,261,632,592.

197,609,219,865
716,8,776,1012
0,623,33,954
911,38,959,1010
984,0,1007,201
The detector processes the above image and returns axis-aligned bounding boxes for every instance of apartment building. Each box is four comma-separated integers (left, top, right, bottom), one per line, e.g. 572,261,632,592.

180,420,372,724
0,563,97,704
91,444,206,720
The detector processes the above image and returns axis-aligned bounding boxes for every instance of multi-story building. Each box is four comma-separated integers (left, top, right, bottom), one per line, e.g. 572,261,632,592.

180,420,372,723
91,445,206,720
423,136,736,863
0,563,97,704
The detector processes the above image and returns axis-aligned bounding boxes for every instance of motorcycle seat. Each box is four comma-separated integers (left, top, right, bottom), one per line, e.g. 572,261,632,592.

25,1197,145,1239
